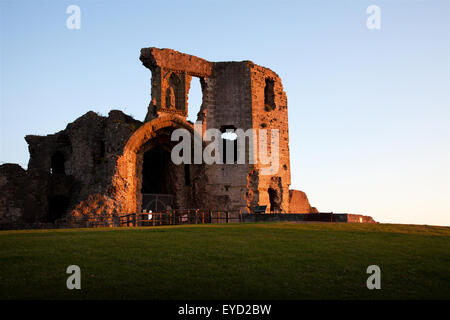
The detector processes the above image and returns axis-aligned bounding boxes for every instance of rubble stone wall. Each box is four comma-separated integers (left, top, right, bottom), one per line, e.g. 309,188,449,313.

288,190,318,213
249,63,291,213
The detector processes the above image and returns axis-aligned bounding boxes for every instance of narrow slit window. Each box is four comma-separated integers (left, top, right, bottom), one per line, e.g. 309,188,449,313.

184,164,190,186
220,125,237,164
264,78,275,110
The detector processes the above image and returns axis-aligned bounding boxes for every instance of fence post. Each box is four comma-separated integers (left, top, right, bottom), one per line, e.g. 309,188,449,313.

226,211,229,223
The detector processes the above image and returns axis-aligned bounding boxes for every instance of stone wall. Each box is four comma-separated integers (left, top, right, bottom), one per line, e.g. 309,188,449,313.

203,62,254,212
0,111,143,227
241,213,376,223
333,214,376,223
0,163,74,229
248,62,291,213
288,190,318,213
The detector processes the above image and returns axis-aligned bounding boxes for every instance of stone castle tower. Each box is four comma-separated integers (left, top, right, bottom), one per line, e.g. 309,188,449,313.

139,48,292,213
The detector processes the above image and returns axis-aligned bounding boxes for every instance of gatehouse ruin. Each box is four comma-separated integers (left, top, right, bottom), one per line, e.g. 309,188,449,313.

0,47,375,228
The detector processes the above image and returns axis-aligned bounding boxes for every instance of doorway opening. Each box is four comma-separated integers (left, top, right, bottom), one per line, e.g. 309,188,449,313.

51,151,65,175
268,188,280,212
140,144,176,212
141,145,172,194
47,195,70,222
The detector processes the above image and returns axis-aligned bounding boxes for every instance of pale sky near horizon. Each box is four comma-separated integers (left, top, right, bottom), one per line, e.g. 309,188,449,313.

1,0,449,226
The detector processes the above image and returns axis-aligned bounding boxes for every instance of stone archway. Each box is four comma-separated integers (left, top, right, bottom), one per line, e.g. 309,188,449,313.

115,114,203,214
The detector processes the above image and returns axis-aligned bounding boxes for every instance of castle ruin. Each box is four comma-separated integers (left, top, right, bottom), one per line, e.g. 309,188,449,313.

1,47,374,229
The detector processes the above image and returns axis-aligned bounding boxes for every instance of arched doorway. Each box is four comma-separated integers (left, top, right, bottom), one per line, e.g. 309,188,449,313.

118,115,207,214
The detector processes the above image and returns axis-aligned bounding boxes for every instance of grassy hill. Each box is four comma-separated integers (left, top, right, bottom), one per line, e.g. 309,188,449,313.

0,222,449,300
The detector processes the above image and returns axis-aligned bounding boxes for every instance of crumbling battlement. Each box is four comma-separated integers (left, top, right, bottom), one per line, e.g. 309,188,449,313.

0,110,142,228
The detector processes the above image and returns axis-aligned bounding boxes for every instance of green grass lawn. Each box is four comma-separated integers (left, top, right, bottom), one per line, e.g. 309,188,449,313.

0,222,449,300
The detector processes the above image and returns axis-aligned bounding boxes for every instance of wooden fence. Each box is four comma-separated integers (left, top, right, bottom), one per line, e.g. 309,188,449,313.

50,211,337,229
119,210,243,227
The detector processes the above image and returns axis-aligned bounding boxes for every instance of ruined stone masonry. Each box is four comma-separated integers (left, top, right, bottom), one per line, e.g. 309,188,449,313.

0,47,374,229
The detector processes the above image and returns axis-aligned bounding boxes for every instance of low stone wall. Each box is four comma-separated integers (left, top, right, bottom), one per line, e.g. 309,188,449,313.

242,213,332,222
242,213,376,223
333,214,376,223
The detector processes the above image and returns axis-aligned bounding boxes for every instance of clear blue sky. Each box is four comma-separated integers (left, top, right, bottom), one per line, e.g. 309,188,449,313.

1,0,449,225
